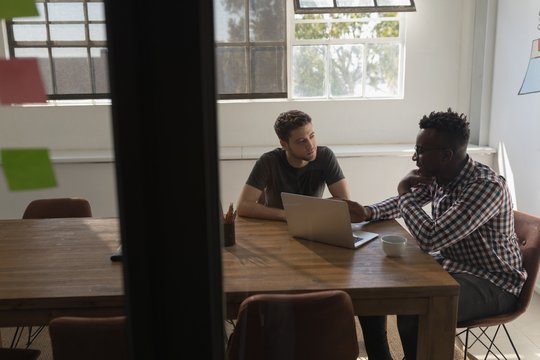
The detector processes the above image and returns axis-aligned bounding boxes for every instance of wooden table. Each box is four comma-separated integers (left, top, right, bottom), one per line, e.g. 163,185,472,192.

0,216,460,358
0,218,124,328
223,217,460,360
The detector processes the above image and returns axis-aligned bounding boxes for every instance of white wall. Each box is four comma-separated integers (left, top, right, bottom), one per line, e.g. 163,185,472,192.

0,104,118,218
489,0,540,216
0,161,117,219
488,0,540,292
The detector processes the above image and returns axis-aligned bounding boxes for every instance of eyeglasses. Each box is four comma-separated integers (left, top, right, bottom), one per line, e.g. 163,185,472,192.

414,145,448,155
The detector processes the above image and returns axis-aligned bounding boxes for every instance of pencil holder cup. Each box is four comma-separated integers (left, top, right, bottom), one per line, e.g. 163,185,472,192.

223,222,235,247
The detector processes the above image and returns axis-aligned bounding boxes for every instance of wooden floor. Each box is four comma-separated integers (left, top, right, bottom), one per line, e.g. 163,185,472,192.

2,291,540,359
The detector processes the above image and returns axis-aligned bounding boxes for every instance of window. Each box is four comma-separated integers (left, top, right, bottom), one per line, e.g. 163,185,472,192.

214,0,406,100
5,0,109,100
291,12,405,99
213,0,287,100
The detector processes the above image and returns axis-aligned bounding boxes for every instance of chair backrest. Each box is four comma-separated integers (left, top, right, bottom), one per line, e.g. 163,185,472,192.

458,210,540,328
0,348,41,360
49,316,129,360
22,197,92,219
226,290,359,360
512,210,540,316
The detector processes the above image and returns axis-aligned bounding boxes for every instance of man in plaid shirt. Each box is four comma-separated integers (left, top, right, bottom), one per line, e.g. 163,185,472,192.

346,109,527,360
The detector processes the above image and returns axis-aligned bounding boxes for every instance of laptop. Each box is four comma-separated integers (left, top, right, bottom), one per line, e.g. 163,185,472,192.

281,192,379,249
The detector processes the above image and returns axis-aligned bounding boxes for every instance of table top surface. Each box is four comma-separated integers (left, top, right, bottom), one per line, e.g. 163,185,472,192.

0,216,458,321
223,217,459,301
0,217,123,303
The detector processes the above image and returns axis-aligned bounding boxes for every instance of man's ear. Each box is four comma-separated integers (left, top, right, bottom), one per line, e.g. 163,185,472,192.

442,148,454,162
279,138,288,149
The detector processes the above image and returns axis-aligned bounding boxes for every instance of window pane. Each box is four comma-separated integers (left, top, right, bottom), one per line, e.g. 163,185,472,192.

91,48,109,93
292,45,326,97
329,44,363,97
12,24,47,41
298,0,333,7
251,46,286,93
371,20,399,38
378,0,412,5
329,21,369,40
215,47,248,94
48,3,85,21
52,47,92,94
365,43,399,97
295,22,329,40
214,0,246,42
50,24,86,41
336,0,374,5
250,0,286,42
87,3,105,21
329,19,398,39
14,48,53,94
89,24,107,41
13,47,48,58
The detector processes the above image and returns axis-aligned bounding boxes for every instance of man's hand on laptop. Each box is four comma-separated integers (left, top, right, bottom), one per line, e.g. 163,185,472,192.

342,200,371,222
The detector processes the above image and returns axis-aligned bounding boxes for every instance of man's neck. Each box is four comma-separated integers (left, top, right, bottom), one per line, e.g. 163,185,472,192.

437,155,468,186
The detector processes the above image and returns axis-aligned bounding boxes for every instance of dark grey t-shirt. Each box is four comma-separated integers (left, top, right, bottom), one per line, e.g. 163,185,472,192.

246,146,345,209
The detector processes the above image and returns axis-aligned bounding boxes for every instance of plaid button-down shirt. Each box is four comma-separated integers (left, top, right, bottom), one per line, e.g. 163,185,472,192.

369,156,526,296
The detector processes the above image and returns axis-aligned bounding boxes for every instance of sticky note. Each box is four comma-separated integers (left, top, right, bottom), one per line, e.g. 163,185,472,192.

0,58,47,105
0,0,38,19
1,148,57,191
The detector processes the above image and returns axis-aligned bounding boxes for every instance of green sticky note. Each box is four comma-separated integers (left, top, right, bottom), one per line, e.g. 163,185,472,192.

1,148,57,191
0,0,38,19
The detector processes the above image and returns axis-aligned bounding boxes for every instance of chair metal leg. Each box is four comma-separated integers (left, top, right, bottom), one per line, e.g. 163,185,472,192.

25,325,45,348
456,325,520,360
10,325,45,349
463,328,470,359
501,324,521,360
10,327,24,348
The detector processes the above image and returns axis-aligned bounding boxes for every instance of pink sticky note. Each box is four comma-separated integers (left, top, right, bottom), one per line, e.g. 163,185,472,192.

0,58,47,105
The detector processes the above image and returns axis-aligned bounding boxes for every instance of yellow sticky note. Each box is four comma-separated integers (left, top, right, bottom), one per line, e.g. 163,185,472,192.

0,0,38,19
1,148,57,191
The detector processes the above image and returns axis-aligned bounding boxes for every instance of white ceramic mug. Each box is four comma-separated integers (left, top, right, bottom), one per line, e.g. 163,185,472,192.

381,234,407,257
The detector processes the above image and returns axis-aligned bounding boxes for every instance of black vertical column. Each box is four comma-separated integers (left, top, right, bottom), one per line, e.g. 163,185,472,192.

104,1,224,359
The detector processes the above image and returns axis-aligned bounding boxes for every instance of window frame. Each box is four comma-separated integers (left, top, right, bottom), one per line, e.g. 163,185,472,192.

293,0,416,15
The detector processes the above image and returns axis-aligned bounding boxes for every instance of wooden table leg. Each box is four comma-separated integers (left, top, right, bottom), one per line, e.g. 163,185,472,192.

417,295,459,360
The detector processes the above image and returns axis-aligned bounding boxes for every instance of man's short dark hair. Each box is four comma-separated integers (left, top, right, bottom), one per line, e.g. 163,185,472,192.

274,110,312,141
419,108,470,148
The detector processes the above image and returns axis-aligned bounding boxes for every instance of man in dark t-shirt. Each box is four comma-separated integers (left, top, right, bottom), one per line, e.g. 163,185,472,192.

236,109,350,221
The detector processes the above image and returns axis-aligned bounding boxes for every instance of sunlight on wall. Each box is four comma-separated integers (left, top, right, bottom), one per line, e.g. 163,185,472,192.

496,142,517,210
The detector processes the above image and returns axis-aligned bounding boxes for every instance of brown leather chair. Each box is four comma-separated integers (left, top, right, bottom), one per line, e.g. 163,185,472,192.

22,197,92,219
226,290,359,360
456,210,540,359
11,197,93,348
49,316,129,360
0,348,40,360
